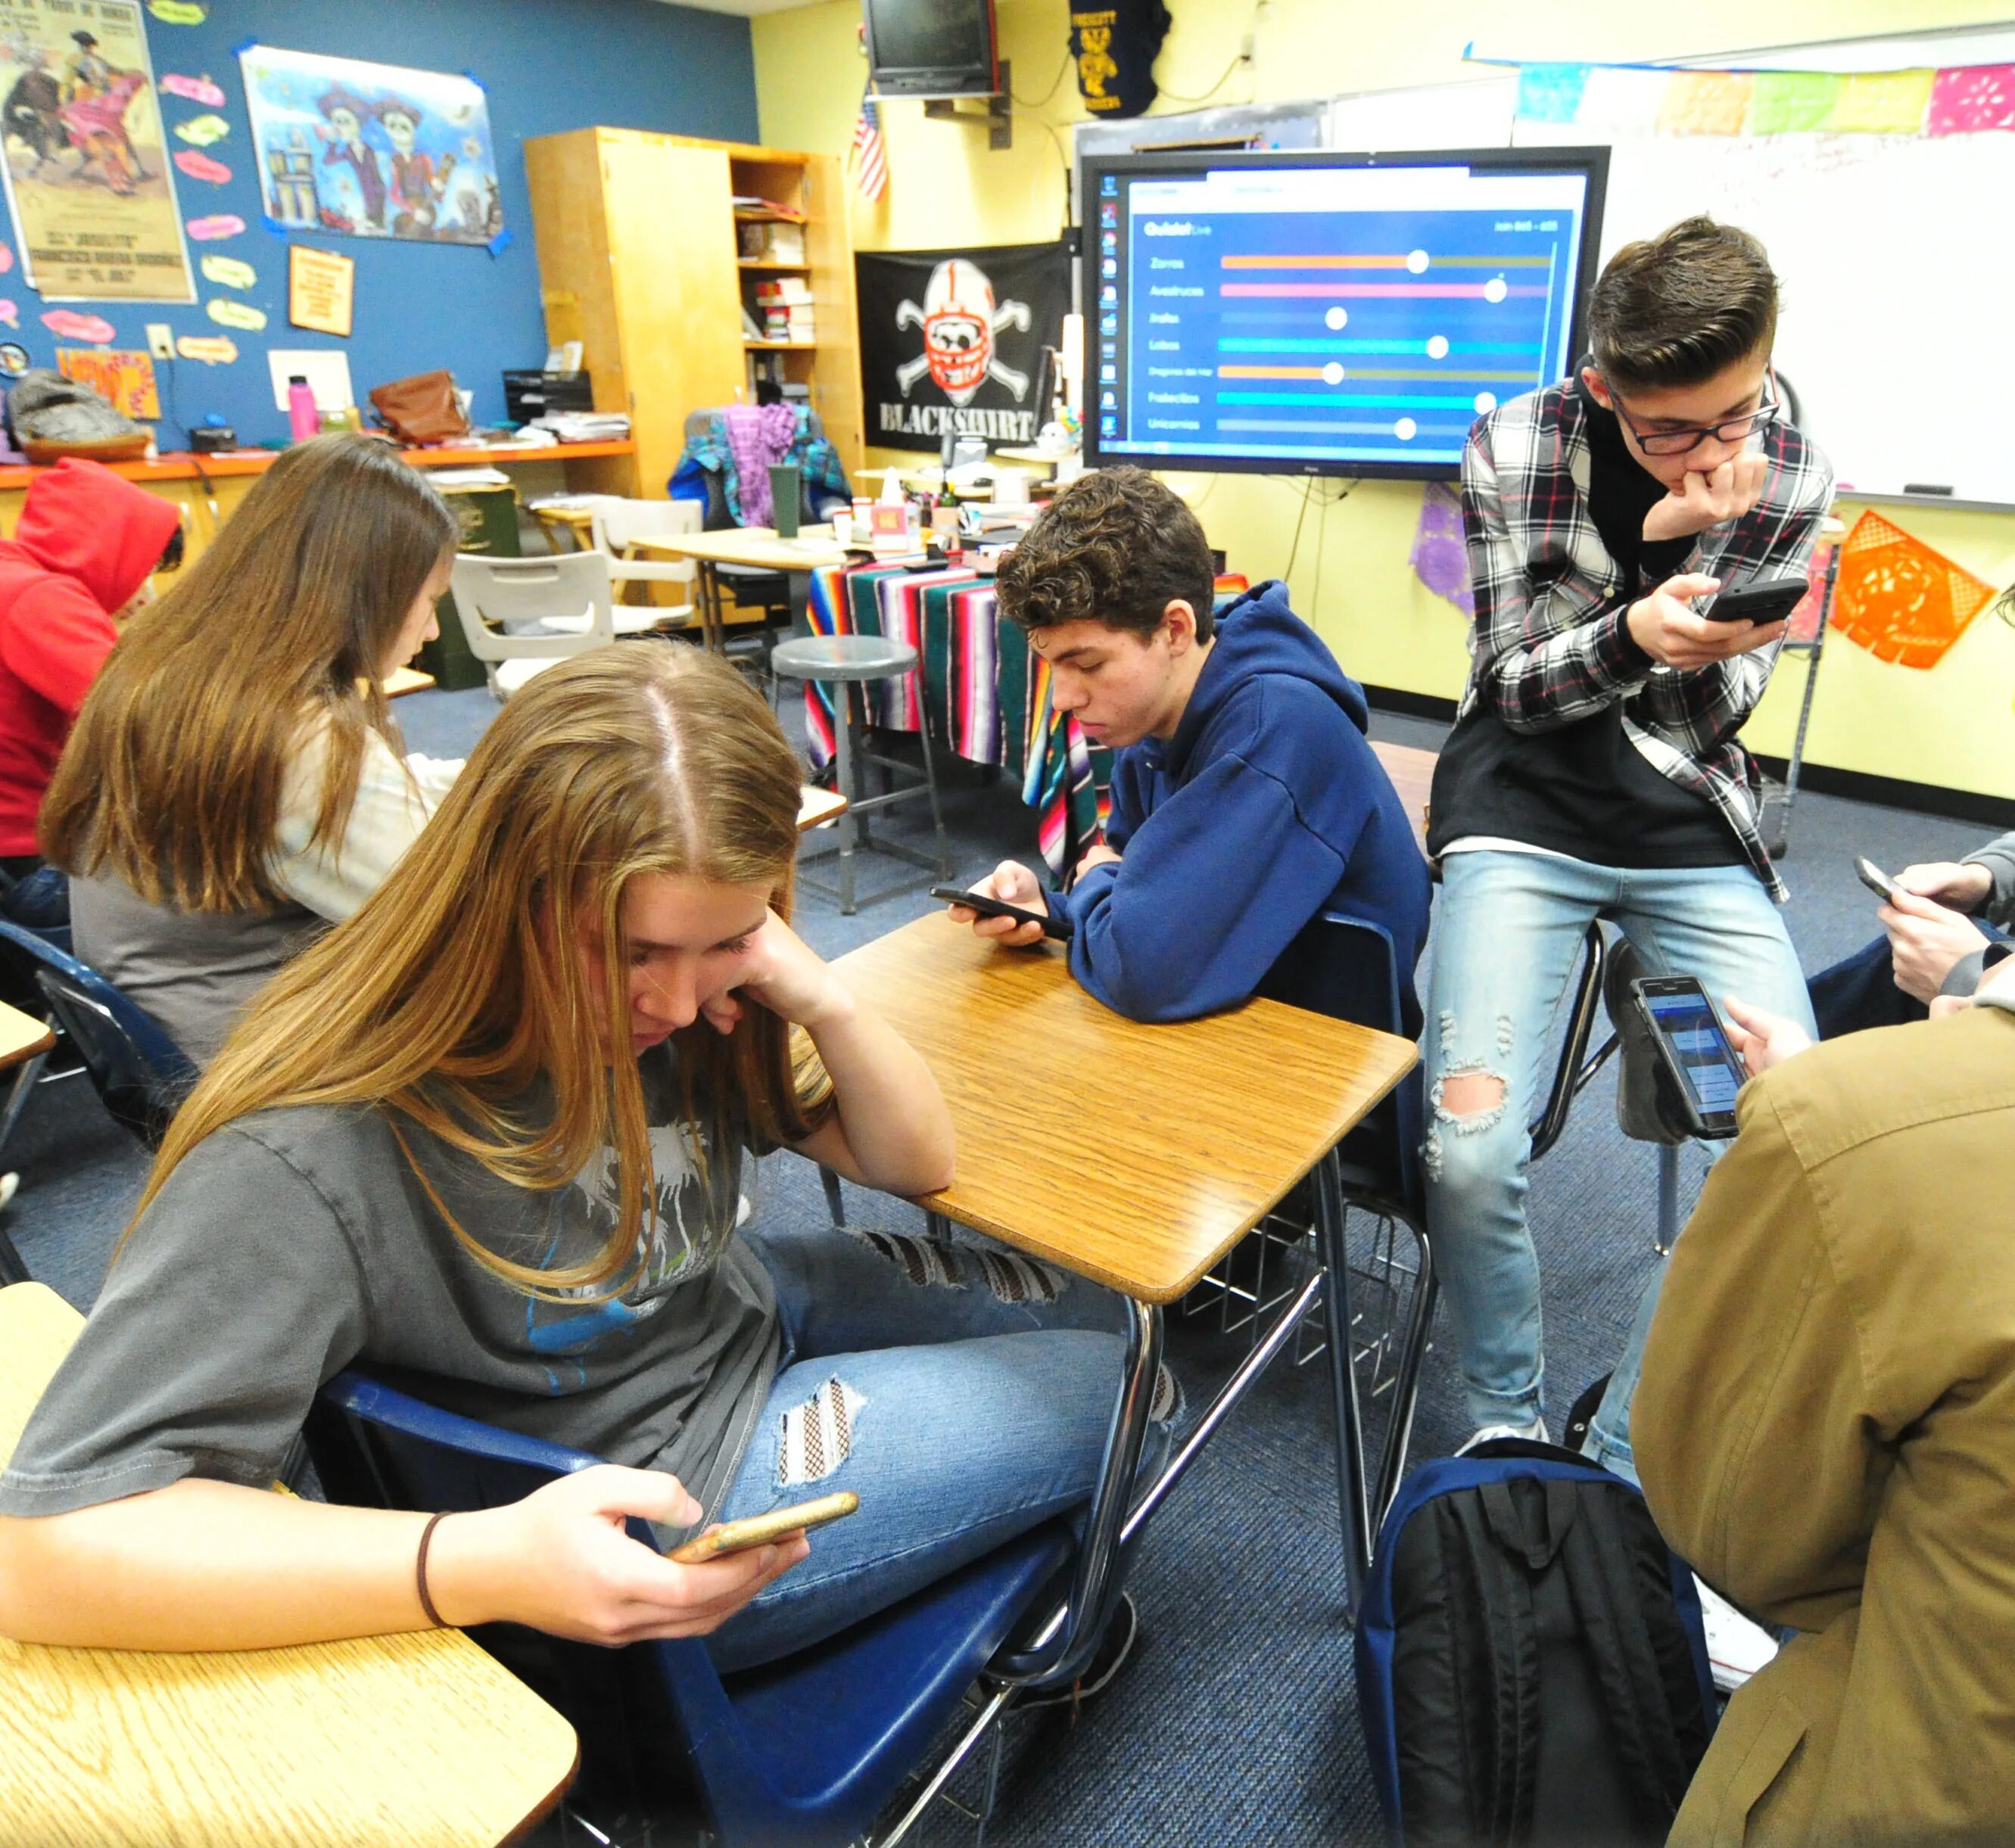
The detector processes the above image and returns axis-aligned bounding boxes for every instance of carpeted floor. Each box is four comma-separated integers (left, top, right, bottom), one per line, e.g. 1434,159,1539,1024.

2,675,1992,1846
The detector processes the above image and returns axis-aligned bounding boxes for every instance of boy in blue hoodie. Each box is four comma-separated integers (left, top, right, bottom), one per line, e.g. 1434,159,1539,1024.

950,468,1430,1028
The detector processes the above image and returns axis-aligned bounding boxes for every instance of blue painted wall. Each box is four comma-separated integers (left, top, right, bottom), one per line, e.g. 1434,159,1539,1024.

2,0,757,443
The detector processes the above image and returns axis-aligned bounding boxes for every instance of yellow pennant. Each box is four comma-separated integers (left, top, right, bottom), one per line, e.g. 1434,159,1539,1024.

173,114,230,147
148,0,207,20
176,334,237,365
206,298,266,331
199,254,255,290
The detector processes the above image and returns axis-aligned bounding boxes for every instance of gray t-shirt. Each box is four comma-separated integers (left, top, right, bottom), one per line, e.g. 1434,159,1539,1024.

0,1048,778,1528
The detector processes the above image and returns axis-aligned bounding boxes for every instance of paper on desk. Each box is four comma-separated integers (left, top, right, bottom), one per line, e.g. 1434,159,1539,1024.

266,348,353,415
1694,1576,1779,1693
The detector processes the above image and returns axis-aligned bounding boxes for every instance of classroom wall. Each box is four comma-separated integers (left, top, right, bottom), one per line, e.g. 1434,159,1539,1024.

2,0,757,443
752,0,2015,808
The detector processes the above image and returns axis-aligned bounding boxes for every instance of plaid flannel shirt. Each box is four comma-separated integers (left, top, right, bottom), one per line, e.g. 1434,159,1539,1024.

1458,382,1833,901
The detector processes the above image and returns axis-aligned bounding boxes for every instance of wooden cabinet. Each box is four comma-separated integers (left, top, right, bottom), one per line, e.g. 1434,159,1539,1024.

525,129,864,502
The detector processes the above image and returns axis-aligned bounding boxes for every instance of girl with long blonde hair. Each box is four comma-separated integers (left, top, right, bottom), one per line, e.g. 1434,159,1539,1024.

43,431,462,1065
0,644,1145,1670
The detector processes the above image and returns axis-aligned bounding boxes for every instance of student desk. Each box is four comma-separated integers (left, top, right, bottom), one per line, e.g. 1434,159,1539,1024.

628,524,848,655
0,1282,579,1848
835,913,1417,1675
1369,739,1434,850
0,998,55,1071
796,784,848,831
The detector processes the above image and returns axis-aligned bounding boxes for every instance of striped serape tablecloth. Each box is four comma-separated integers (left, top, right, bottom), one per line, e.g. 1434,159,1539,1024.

801,561,1112,876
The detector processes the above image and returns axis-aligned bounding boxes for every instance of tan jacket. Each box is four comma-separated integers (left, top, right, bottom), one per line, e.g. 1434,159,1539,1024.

1637,1004,2015,1847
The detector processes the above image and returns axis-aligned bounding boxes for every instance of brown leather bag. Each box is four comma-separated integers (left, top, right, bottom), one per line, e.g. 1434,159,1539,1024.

368,369,469,446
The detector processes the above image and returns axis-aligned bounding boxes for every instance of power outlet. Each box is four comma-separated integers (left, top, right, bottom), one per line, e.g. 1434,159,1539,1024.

145,323,173,359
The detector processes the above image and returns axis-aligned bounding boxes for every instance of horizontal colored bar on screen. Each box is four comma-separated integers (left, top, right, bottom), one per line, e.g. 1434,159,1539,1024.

1216,418,1474,437
1219,254,1553,269
1219,282,1549,298
1216,338,1540,356
1216,366,1528,383
1218,390,1481,409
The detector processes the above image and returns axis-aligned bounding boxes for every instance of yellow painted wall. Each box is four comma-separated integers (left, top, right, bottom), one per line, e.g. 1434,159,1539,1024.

754,0,2015,801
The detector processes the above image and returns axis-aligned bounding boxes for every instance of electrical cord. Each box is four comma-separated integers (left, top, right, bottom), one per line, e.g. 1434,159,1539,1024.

1157,53,1248,106
1012,50,1073,110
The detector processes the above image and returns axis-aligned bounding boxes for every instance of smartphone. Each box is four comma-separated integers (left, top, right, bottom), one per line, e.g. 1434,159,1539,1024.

1629,975,1748,1140
667,1490,858,1564
1854,855,1899,901
930,884,1074,942
1700,576,1809,625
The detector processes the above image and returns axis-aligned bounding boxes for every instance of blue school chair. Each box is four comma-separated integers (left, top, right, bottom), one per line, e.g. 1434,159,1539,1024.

307,1368,1076,1848
0,917,194,1151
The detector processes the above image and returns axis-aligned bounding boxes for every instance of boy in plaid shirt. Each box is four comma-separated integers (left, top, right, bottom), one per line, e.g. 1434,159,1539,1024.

1423,217,1833,1470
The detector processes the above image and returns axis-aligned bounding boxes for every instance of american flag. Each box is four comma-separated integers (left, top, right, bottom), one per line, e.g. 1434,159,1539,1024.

851,90,888,204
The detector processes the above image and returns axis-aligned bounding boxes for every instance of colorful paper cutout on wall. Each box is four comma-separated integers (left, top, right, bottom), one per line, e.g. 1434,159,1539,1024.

199,254,255,289
1830,69,1936,135
1746,71,1842,135
1828,509,1998,669
206,297,266,331
57,347,160,419
0,245,12,275
40,309,114,344
0,302,20,329
173,150,230,185
1784,539,1836,646
172,113,230,147
1409,481,1474,618
1515,64,1588,124
176,334,236,364
160,73,226,107
147,1,207,22
239,45,503,245
1926,64,2015,135
185,213,244,241
1655,70,1752,136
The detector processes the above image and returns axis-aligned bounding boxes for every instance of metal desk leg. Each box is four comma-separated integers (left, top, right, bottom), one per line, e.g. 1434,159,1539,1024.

831,686,859,916
697,560,724,655
1315,1151,1373,1616
996,1294,1163,1688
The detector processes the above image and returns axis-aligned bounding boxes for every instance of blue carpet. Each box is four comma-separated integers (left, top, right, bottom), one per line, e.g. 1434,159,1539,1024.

5,680,1993,1846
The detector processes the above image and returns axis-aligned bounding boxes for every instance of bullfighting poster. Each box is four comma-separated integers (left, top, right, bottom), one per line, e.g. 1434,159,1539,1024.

856,241,1070,452
0,0,194,300
238,45,502,245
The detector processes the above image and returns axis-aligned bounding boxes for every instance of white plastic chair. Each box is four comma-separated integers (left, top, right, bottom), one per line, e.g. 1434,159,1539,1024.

588,496,699,632
449,552,617,701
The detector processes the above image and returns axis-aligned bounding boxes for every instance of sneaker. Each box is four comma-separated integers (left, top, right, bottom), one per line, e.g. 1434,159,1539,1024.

1456,1416,1549,1454
1020,1592,1138,1713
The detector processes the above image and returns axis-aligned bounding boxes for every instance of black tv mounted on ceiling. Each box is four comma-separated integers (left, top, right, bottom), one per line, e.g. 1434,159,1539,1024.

863,0,999,99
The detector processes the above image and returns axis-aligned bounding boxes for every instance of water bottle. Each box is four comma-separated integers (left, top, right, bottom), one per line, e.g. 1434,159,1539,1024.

286,375,319,445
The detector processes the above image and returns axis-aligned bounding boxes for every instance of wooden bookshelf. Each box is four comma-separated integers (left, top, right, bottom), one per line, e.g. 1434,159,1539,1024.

525,132,864,494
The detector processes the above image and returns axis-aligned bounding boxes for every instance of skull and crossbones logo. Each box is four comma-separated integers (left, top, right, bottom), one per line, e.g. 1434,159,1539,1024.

894,258,1032,406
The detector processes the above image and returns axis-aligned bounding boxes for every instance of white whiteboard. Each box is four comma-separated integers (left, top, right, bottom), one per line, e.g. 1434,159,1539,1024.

1324,27,2015,506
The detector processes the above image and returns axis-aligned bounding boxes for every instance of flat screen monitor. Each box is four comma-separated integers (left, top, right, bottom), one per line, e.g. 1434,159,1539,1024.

864,0,998,98
1083,148,1609,480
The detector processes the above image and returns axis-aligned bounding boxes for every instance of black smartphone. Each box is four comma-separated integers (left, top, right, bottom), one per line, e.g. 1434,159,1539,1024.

1854,855,1898,901
930,884,1074,942
1701,576,1808,625
1629,975,1747,1139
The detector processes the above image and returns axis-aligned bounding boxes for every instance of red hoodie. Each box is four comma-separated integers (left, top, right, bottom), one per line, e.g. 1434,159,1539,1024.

0,459,180,856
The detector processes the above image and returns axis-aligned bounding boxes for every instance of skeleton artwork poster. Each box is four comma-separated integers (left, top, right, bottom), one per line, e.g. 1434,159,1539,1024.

238,45,502,246
855,241,1070,453
0,0,194,300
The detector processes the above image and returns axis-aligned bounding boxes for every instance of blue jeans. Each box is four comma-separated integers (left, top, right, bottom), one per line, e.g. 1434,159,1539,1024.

1422,851,1814,1463
705,1218,1164,1672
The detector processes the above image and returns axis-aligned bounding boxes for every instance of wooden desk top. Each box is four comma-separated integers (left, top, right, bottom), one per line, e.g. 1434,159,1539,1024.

836,915,1416,1304
0,998,55,1070
0,440,636,493
797,785,848,831
0,1283,578,1847
631,525,849,573
1370,738,1436,851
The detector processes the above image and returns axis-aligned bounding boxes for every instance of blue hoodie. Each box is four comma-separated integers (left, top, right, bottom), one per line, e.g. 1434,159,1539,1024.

1063,581,1431,1028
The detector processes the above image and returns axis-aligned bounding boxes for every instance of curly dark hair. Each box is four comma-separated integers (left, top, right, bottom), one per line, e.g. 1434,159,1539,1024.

995,467,1216,642
1588,216,1778,394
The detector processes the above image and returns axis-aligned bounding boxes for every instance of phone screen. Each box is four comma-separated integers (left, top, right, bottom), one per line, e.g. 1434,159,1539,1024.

1643,987,1745,1118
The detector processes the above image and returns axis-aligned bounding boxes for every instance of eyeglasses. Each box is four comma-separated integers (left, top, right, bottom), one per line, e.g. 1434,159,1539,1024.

1603,374,1782,457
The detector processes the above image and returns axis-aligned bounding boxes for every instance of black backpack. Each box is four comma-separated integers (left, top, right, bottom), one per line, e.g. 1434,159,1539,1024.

1356,1439,1717,1846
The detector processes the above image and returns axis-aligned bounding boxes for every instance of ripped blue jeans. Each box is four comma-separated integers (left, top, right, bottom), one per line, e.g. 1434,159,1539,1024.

1421,850,1813,1451
705,1217,1169,1672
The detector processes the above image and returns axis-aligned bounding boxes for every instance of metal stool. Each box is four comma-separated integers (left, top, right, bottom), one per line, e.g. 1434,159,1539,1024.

771,635,948,914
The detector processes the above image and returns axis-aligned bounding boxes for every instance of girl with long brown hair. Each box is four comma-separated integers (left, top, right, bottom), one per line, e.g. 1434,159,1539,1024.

0,644,1150,1670
42,431,462,1064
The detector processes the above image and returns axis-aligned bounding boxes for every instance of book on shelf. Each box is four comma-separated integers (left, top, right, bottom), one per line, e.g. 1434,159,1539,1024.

739,220,806,264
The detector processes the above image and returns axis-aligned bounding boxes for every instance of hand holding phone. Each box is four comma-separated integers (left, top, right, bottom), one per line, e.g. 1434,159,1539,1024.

668,1491,858,1564
936,861,1073,944
1702,576,1809,627
1855,855,1898,901
1630,975,1749,1138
